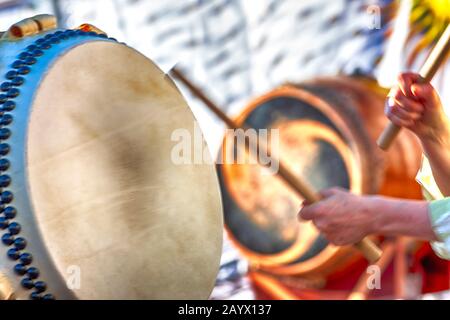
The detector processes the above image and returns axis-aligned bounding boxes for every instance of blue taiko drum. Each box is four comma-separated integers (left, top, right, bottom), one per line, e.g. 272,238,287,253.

0,16,223,300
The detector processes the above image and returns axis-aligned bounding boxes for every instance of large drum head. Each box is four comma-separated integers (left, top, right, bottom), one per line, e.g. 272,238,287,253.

26,42,223,299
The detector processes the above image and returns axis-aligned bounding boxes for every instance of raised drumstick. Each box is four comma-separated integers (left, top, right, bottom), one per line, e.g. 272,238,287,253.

377,24,450,150
170,68,382,263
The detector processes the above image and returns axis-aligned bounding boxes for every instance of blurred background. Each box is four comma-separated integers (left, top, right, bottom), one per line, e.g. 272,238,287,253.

1,0,450,300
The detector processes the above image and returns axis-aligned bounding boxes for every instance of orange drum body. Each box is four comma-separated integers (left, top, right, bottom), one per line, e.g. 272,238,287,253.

218,76,423,281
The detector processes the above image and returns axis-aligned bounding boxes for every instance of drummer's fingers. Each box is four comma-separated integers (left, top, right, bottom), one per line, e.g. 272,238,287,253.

312,218,332,233
411,83,441,110
386,112,414,128
298,203,321,221
386,95,423,123
301,199,312,206
388,101,422,122
397,73,421,97
319,187,347,198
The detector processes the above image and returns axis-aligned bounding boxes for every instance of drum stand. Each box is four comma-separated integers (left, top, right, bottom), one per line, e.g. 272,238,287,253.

250,239,412,300
347,241,396,300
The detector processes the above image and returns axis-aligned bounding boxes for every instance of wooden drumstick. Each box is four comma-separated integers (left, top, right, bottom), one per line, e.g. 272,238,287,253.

170,68,382,263
377,24,450,150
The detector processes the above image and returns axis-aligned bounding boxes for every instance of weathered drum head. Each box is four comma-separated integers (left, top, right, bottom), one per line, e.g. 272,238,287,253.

20,42,223,299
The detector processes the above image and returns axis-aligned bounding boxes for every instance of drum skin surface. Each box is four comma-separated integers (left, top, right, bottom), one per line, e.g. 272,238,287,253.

218,77,422,277
0,30,223,299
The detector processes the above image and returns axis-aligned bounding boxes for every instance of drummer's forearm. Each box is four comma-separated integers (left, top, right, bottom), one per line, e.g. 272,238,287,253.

421,121,450,196
369,196,438,242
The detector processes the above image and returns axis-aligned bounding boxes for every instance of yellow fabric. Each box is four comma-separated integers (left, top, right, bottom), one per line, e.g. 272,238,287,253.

417,157,444,200
416,156,450,260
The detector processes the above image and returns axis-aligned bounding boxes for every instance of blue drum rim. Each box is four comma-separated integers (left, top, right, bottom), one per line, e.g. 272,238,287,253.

0,29,119,300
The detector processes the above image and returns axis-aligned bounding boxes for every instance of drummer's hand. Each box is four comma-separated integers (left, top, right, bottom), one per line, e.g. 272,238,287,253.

386,72,448,142
298,188,376,246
